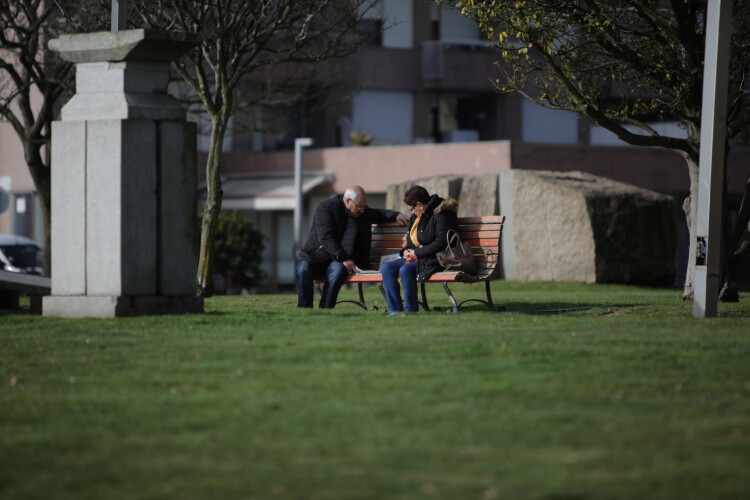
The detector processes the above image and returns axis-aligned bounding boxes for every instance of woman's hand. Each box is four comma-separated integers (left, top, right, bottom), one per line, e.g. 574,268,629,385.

403,249,417,262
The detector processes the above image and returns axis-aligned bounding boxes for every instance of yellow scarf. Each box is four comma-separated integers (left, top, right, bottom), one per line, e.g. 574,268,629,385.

409,215,421,247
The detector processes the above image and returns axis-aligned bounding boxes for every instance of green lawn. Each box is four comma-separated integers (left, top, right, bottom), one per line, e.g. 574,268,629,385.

2,282,749,499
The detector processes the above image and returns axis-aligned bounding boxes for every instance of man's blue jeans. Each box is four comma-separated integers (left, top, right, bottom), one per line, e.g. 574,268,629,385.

296,259,349,308
381,258,419,312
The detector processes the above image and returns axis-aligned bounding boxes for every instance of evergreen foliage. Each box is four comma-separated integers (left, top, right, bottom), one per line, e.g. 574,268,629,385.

210,211,266,289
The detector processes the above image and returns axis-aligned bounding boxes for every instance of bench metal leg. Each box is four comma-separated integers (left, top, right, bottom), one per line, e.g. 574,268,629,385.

442,282,459,313
316,282,369,310
452,281,505,312
419,282,431,311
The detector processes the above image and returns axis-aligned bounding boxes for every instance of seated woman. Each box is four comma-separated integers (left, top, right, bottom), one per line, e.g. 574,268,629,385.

381,185,458,313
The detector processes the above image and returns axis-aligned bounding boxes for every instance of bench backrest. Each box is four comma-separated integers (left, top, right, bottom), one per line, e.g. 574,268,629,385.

369,215,505,281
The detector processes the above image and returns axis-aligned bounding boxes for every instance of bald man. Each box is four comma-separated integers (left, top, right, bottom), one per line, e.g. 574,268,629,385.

296,185,408,308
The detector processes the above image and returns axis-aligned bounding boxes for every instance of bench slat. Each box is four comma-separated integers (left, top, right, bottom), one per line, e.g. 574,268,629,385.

372,226,408,234
371,239,501,247
459,230,501,239
371,234,407,241
457,222,503,228
371,241,407,249
455,216,505,224
371,249,500,258
464,238,502,247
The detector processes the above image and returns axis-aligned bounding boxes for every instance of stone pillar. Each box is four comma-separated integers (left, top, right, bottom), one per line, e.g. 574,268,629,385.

43,29,203,318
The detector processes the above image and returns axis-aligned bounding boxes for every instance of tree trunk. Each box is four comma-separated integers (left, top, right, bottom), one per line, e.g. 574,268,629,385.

24,141,52,276
196,116,228,297
720,172,750,302
682,155,700,301
40,191,51,277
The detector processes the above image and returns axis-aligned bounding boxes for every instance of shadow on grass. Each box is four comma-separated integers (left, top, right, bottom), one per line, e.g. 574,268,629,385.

448,301,639,315
324,299,637,316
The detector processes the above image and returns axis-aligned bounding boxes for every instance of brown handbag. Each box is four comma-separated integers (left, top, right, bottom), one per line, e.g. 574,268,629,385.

436,229,476,274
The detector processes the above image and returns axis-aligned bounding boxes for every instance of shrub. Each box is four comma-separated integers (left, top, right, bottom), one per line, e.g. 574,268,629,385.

208,211,266,290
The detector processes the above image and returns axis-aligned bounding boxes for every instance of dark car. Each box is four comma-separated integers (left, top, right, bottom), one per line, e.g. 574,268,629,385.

0,234,44,275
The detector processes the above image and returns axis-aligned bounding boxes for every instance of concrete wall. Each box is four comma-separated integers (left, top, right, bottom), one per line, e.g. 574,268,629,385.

382,0,414,49
351,91,415,145
440,5,480,40
0,122,38,236
216,141,750,199
214,141,750,288
522,100,580,144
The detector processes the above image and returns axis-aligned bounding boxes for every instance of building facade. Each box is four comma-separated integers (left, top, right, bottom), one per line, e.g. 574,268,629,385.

2,1,745,288
206,1,708,289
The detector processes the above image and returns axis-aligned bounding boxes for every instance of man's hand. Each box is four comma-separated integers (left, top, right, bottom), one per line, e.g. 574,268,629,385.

343,259,357,274
395,213,409,226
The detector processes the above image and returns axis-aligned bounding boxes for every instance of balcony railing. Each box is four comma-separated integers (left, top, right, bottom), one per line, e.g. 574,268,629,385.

421,39,497,82
353,41,500,92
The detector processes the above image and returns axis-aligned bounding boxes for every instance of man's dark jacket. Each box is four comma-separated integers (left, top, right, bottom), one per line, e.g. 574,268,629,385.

400,194,459,282
300,195,401,270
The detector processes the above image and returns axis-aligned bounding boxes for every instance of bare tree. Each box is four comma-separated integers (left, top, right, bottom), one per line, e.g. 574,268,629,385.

0,0,75,273
446,0,750,300
120,0,372,296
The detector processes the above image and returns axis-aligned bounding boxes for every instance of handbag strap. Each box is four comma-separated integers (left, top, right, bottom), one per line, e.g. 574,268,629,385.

444,229,461,257
446,229,462,245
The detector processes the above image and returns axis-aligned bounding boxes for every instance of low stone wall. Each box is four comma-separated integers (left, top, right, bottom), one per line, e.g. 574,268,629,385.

386,175,463,212
388,170,676,285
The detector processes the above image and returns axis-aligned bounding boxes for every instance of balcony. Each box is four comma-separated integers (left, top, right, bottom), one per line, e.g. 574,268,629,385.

421,39,501,92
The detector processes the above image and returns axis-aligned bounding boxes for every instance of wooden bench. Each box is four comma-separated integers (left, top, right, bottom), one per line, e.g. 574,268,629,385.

315,215,505,313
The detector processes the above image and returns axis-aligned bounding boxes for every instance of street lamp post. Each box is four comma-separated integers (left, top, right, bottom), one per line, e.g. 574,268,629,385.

694,0,733,318
294,137,314,260
112,0,127,32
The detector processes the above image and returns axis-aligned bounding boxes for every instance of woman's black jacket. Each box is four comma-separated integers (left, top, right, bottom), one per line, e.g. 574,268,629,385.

400,194,459,282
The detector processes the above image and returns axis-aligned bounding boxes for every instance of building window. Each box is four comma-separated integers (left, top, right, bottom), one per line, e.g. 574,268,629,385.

359,18,383,47
12,193,34,239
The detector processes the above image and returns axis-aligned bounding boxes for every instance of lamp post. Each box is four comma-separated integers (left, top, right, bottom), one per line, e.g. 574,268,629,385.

694,0,733,318
294,137,314,260
111,0,127,32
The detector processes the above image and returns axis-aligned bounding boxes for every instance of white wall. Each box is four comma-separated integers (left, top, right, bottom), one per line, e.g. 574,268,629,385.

276,212,295,284
168,81,232,153
382,0,413,48
0,121,39,238
440,5,480,40
351,91,414,145
360,0,383,19
522,100,579,144
589,121,687,146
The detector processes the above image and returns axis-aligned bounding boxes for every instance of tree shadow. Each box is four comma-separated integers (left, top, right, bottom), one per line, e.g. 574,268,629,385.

448,300,639,315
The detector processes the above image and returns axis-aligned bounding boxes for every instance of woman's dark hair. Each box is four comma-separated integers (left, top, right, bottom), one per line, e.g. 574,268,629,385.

403,185,430,207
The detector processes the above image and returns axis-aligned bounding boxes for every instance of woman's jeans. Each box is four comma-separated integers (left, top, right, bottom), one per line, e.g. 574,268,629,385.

296,259,348,308
381,258,419,312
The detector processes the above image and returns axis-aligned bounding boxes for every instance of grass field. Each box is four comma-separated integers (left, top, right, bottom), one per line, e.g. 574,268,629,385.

2,281,750,499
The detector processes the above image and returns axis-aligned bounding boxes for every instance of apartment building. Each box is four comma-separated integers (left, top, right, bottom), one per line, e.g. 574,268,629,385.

209,0,700,288
3,1,740,289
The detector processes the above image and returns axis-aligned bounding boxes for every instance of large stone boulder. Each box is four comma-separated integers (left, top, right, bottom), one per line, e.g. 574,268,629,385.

457,173,499,217
386,175,463,212
499,169,676,285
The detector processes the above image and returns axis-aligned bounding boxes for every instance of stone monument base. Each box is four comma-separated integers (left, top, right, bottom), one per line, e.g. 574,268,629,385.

43,295,204,318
